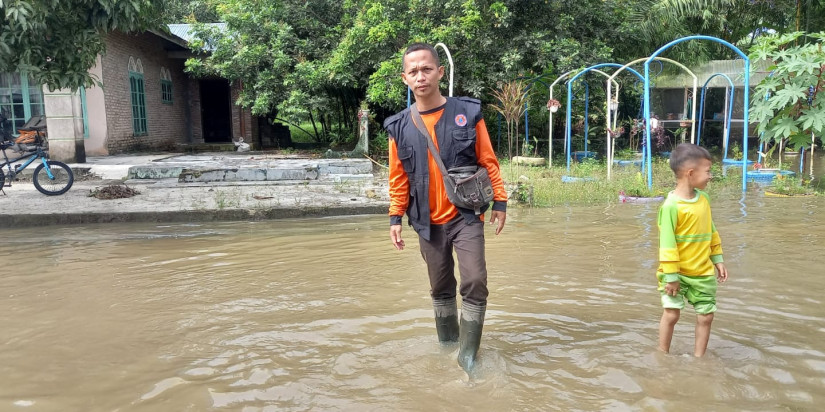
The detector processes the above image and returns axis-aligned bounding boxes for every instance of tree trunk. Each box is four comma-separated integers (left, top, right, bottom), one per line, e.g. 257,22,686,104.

309,109,320,142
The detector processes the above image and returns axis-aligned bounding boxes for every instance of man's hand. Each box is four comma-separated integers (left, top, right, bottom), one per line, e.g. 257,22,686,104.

489,210,506,235
390,224,405,250
715,262,728,283
665,280,680,297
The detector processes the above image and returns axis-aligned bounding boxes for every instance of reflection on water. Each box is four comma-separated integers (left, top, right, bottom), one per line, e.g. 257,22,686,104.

1,194,824,411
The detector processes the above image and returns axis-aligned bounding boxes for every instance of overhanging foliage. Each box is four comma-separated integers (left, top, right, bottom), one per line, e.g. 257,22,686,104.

0,0,163,90
749,31,825,148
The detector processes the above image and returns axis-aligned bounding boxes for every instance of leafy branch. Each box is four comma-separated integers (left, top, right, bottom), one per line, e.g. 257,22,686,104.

749,31,825,148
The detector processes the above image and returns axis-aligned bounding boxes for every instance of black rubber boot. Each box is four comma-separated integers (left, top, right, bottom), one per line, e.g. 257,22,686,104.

433,297,459,343
457,302,486,372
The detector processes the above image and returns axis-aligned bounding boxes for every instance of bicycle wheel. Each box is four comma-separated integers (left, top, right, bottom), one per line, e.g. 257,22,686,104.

0,167,5,189
33,160,74,195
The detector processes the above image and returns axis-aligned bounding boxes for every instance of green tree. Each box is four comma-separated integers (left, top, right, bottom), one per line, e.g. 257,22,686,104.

624,0,808,64
184,0,359,143
0,0,163,90
353,0,621,111
749,31,825,149
162,0,220,23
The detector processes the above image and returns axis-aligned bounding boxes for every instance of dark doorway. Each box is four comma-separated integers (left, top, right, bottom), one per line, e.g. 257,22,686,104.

199,79,232,142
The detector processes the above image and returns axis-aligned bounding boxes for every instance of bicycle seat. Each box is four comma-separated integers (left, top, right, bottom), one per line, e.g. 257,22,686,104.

18,115,47,132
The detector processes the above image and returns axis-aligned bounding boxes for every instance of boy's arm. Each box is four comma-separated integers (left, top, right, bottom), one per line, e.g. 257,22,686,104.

709,220,724,264
658,201,680,282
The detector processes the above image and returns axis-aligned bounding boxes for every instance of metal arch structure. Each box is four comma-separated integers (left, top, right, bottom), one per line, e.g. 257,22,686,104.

644,35,751,192
549,70,619,168
605,57,699,180
565,63,644,172
570,81,593,158
696,73,735,158
547,70,576,168
434,43,455,97
406,43,455,107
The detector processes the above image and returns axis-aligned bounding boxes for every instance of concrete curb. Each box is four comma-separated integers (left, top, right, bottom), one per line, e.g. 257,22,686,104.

0,205,389,229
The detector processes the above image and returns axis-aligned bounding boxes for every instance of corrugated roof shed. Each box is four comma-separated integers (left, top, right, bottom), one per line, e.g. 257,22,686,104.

167,23,227,45
651,59,773,88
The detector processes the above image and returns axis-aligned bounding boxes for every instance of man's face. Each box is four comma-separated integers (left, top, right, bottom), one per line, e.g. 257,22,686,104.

688,158,713,190
401,50,444,100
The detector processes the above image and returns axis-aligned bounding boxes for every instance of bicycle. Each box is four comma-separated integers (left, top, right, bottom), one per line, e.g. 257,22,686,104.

0,111,74,196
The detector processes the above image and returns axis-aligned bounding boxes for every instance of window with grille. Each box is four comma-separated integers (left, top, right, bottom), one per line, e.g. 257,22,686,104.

128,57,147,136
0,72,46,134
160,67,173,104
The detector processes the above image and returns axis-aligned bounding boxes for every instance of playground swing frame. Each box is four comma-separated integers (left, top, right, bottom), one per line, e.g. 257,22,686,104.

565,63,643,175
606,57,698,180
696,74,739,164
549,70,619,168
643,35,751,192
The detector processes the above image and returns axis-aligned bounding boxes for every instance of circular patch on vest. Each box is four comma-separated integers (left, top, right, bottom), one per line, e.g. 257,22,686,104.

455,114,468,127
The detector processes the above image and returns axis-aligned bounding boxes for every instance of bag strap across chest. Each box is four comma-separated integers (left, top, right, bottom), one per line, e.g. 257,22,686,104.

410,105,452,180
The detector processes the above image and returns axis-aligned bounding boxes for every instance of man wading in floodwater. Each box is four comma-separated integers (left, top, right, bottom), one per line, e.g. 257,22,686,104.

384,43,507,372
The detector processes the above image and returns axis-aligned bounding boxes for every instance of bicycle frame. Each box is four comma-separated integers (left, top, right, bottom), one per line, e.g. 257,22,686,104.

1,123,57,176
1,139,60,184
1,148,46,173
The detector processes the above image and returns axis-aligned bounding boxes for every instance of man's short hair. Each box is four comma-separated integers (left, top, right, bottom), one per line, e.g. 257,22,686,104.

403,43,440,70
670,143,712,175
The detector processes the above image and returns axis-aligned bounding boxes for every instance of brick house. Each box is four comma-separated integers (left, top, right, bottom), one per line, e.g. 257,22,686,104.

1,25,258,157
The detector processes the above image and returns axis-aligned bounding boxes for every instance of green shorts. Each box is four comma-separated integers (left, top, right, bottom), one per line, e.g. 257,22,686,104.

657,273,717,314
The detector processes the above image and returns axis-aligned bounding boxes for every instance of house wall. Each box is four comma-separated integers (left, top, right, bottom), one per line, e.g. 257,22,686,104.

99,31,190,153
188,78,203,143
84,55,108,156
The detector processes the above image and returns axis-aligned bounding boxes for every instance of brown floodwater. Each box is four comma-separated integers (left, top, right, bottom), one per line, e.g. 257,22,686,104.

1,194,824,411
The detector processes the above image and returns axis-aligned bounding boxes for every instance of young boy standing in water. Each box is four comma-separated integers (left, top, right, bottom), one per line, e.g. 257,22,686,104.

657,143,729,357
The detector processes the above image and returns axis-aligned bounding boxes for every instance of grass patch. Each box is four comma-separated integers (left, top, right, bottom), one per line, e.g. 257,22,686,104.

767,175,816,196
499,157,744,207
288,123,316,143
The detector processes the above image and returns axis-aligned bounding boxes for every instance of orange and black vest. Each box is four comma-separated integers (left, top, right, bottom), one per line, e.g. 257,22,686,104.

383,97,487,241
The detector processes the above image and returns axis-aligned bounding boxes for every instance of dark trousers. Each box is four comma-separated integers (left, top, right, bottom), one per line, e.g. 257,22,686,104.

418,215,488,306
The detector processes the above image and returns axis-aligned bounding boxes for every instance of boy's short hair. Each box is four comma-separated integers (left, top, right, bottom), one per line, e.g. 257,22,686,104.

670,143,712,175
403,43,440,70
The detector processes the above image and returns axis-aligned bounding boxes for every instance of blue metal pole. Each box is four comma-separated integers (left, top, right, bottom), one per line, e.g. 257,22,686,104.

724,86,736,160
757,141,763,163
697,86,707,146
698,74,735,150
566,81,573,171
407,87,411,108
584,83,590,154
743,59,750,192
800,147,805,174
641,138,646,175
644,62,652,189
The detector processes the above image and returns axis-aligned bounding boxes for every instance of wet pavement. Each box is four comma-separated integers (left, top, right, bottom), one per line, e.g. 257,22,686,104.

0,152,390,228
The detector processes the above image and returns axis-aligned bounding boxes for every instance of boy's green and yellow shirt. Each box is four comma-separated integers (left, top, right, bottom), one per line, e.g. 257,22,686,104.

657,189,723,282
